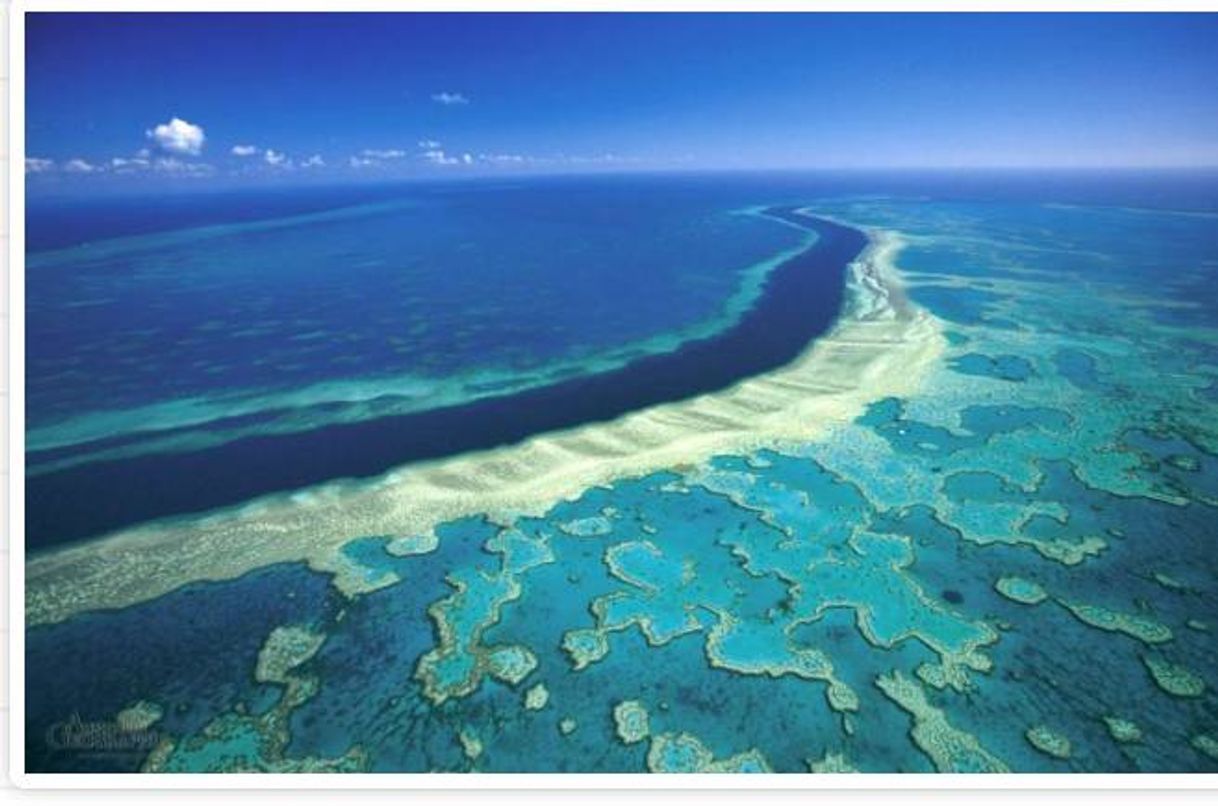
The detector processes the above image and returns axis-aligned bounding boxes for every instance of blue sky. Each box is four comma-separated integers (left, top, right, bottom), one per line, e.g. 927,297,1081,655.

24,12,1218,190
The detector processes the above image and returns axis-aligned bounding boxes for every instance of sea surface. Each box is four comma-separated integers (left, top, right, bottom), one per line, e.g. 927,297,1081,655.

24,172,1218,773
27,180,806,473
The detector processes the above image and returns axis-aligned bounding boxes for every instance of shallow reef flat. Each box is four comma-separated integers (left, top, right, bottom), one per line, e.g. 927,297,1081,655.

24,196,1218,773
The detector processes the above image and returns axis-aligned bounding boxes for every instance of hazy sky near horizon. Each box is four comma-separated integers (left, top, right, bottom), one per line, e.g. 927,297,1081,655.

24,12,1218,190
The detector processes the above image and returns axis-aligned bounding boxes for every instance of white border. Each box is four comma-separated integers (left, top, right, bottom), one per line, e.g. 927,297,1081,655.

8,0,1218,791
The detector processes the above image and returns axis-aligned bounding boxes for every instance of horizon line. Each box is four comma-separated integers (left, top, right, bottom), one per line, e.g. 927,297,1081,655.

25,162,1218,200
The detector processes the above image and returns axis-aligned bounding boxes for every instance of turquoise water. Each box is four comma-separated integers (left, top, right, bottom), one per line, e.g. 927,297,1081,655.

24,180,1218,773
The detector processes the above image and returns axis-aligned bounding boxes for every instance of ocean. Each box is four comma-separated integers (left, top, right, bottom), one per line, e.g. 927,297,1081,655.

23,171,1218,773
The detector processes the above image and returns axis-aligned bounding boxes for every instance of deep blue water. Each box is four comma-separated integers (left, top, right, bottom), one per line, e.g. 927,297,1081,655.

25,563,336,773
27,178,802,430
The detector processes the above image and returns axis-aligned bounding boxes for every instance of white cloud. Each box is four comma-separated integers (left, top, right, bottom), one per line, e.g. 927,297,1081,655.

29,149,218,179
153,157,215,177
555,152,641,166
422,149,461,166
431,91,469,106
420,149,474,167
146,117,206,156
349,148,409,168
470,151,646,169
111,155,151,172
301,154,325,168
361,148,407,159
263,149,289,167
231,144,259,156
479,153,528,164
64,158,99,173
418,139,442,149
565,152,625,164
